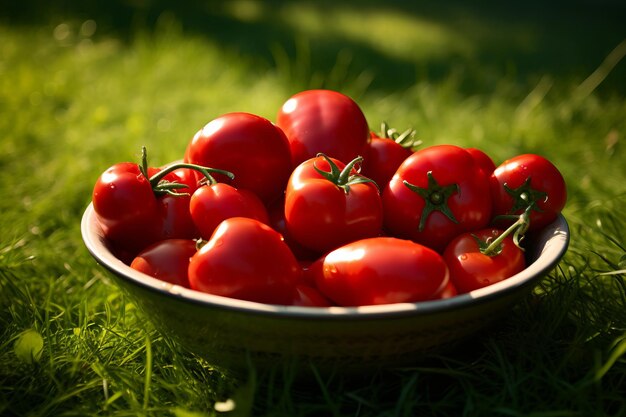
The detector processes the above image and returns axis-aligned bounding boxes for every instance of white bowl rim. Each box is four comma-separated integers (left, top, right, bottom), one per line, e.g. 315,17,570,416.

81,203,570,320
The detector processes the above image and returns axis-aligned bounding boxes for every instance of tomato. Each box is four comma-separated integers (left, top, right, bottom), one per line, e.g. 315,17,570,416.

276,89,370,167
443,228,526,294
190,183,269,240
130,239,197,288
465,147,497,176
93,161,163,257
284,154,383,254
490,154,567,231
361,123,418,189
290,285,333,307
188,217,301,305
92,148,231,260
184,112,293,205
382,144,492,252
311,237,449,306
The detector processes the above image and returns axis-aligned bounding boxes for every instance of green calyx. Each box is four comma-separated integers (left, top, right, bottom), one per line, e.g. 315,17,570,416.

377,121,422,149
139,146,235,197
313,153,379,194
403,171,459,232
504,177,547,214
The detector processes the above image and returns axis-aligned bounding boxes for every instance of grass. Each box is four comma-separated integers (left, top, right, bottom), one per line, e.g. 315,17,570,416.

1,0,625,415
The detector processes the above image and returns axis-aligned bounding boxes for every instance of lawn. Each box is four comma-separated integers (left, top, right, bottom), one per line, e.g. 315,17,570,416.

1,0,625,416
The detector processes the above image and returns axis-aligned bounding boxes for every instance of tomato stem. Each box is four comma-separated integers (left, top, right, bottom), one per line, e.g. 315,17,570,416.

139,146,235,196
482,207,532,256
314,153,379,194
377,121,422,149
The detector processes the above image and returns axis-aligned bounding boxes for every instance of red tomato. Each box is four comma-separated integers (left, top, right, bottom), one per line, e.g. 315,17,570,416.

130,239,197,288
188,217,301,305
267,198,320,261
290,285,333,307
184,112,292,205
465,147,497,176
92,161,163,256
443,228,526,294
361,124,418,189
311,237,449,306
490,154,567,231
158,168,201,240
92,148,232,259
382,145,492,252
276,90,370,167
284,154,383,254
190,183,269,240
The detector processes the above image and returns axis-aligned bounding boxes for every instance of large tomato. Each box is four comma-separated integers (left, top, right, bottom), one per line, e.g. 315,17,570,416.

284,154,383,254
443,228,526,294
382,145,492,252
276,89,370,167
184,112,292,205
311,237,449,306
490,153,567,231
188,217,301,305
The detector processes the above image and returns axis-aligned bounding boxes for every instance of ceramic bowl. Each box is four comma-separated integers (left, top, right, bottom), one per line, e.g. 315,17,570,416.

81,203,569,374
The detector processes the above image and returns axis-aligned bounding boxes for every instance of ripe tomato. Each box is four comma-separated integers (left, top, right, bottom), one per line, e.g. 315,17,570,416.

190,183,269,240
184,112,293,205
92,148,231,260
188,217,301,305
311,237,449,306
465,147,497,176
158,167,201,240
443,228,526,294
284,154,383,254
93,161,163,257
490,154,567,231
382,145,492,252
361,123,418,189
130,239,197,288
276,89,370,167
267,197,320,261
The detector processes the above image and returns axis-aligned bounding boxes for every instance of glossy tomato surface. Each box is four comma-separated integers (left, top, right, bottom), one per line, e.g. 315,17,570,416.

312,237,449,306
276,89,370,167
130,239,197,288
383,145,492,252
443,228,526,294
185,112,292,205
188,217,301,305
490,154,567,231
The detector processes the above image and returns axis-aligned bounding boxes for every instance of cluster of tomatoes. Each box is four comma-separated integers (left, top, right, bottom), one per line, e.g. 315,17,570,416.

92,89,567,307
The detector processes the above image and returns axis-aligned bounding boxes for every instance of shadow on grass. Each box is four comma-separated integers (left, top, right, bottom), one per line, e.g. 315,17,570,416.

4,0,625,95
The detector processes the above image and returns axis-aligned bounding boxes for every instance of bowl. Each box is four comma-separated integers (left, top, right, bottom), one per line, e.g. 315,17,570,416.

81,203,569,374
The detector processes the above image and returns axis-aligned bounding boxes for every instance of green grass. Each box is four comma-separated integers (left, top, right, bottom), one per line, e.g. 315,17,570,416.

1,0,625,416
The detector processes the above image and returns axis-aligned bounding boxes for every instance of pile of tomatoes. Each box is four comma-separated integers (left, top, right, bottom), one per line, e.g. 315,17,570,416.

91,89,567,307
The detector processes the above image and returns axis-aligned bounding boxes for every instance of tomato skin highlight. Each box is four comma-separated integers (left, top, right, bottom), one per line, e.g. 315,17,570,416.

312,237,449,306
443,228,526,294
190,183,269,240
184,112,293,205
284,155,383,254
130,239,197,288
490,154,567,231
188,217,301,305
383,145,492,253
276,89,370,167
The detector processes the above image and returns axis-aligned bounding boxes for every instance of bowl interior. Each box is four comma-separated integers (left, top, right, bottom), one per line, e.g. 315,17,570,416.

81,203,570,319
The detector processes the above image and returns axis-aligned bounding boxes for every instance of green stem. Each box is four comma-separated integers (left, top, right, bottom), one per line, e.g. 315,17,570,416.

482,206,532,256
